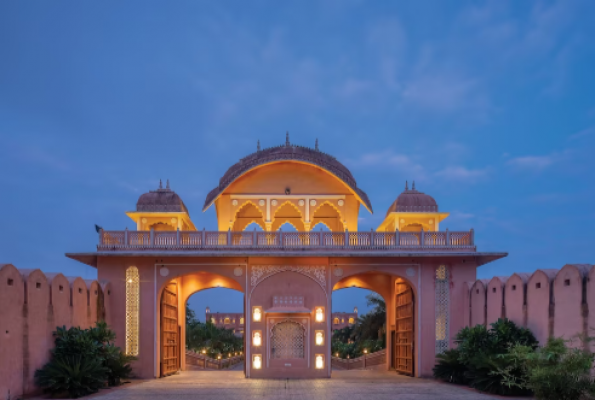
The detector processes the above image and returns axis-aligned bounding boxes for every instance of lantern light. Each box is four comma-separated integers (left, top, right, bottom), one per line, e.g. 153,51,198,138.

363,349,368,354
253,355,262,369
253,307,262,322
253,331,262,346
315,331,324,346
315,307,324,322
315,355,324,369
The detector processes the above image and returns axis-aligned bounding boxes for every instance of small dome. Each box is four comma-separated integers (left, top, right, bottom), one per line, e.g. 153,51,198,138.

386,181,438,216
136,180,189,214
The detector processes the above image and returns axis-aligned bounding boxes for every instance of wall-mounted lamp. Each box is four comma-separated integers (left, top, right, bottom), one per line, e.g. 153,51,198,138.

315,331,324,346
315,307,324,322
253,306,262,322
253,331,262,346
315,354,324,369
253,354,262,369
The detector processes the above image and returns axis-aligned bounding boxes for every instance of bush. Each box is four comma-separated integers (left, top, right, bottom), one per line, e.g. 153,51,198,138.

434,318,538,396
35,322,136,398
501,338,595,400
433,349,467,384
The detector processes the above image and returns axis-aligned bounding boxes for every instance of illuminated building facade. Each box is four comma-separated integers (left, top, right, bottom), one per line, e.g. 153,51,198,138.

67,136,505,379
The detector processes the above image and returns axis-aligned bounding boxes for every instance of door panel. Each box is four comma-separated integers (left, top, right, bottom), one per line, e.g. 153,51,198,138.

161,282,179,377
395,282,414,376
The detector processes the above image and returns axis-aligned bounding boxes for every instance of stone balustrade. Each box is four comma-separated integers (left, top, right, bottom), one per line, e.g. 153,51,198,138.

331,349,387,370
98,229,475,252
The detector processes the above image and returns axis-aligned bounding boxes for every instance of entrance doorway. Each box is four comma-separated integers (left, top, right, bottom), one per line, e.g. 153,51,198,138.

332,272,416,377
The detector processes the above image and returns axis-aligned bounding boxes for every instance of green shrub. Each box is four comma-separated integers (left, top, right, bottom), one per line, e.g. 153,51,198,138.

35,322,136,398
433,349,467,384
501,338,595,400
434,318,538,396
34,356,108,398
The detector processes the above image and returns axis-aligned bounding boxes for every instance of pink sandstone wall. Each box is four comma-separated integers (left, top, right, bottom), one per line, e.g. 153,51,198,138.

0,265,107,398
470,265,595,346
504,273,529,328
470,280,487,327
486,277,506,324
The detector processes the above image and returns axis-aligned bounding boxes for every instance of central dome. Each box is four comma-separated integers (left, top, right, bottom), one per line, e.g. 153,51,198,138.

203,136,373,213
386,181,437,216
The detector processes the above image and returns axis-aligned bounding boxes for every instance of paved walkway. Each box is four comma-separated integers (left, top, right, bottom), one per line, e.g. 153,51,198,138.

68,370,526,400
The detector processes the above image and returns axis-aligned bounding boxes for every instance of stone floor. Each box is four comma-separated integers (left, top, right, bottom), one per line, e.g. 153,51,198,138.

64,369,528,400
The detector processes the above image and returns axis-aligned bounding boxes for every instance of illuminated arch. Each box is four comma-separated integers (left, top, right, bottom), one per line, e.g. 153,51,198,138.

311,201,344,232
232,200,266,231
271,201,304,231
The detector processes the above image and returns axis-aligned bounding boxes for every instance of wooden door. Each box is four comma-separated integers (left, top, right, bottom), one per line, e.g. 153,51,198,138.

395,282,414,376
160,282,179,377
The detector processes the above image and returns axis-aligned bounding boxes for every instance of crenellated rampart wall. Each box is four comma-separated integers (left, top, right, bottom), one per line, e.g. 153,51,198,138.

0,264,112,398
468,264,594,346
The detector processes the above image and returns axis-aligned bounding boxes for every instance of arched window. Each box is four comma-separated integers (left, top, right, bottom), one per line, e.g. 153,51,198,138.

240,317,244,324
125,266,139,356
348,317,354,324
224,317,231,324
435,265,449,355
211,317,216,324
333,317,339,324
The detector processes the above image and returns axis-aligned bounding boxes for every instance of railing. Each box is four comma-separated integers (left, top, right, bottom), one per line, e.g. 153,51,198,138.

98,229,475,252
185,351,244,370
331,349,386,370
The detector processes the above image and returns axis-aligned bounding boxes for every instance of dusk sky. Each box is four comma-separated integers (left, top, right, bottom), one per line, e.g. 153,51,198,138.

1,1,594,317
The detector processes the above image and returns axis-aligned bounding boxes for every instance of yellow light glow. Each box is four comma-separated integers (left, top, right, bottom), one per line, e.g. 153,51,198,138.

253,331,262,346
315,307,324,322
336,352,339,357
253,307,262,322
202,349,206,354
363,349,368,354
315,331,324,346
315,355,324,369
218,355,222,360
125,266,139,356
253,355,262,369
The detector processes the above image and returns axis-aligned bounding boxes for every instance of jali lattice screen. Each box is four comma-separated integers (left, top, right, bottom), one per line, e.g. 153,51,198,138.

125,266,140,356
271,321,305,359
435,265,449,355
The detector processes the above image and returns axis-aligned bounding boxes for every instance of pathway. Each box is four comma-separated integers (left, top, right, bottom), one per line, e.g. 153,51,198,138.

59,370,528,400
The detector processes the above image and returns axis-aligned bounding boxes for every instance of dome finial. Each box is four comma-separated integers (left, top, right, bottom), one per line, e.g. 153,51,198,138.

257,140,261,152
412,180,415,190
166,179,170,190
315,138,319,151
405,180,408,191
286,131,290,146
159,179,163,189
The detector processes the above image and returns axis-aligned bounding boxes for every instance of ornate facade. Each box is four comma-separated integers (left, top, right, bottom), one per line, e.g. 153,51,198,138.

67,137,506,379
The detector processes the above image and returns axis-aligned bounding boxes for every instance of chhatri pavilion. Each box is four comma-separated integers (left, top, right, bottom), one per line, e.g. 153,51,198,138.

67,136,506,379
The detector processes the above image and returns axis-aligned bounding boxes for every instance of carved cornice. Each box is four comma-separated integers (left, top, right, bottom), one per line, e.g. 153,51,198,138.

251,265,326,293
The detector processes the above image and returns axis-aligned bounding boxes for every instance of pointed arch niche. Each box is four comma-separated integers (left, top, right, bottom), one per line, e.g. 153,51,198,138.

232,201,265,231
271,201,304,231
311,202,344,232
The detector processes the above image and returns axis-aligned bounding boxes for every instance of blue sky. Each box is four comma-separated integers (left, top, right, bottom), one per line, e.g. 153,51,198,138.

1,1,594,316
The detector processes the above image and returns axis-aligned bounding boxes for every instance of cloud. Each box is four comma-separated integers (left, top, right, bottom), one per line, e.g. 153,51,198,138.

569,126,595,140
506,155,555,170
434,166,488,182
347,150,426,177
